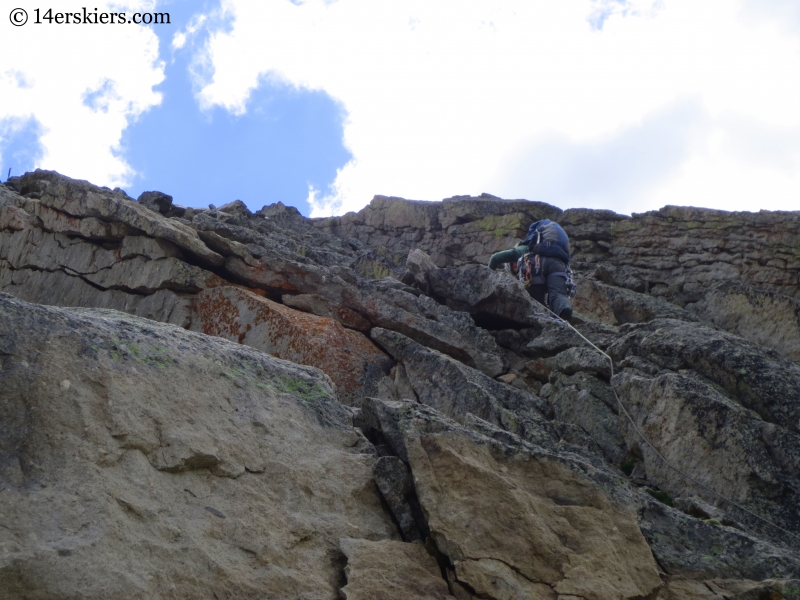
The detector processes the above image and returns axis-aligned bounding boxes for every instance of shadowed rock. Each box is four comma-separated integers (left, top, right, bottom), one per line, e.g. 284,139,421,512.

688,281,800,363
372,456,424,543
137,191,173,215
371,327,555,448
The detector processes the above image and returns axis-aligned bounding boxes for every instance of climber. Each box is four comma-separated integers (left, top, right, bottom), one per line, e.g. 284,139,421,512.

488,219,574,321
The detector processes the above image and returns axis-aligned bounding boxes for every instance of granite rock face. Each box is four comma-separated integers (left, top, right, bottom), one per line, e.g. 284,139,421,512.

372,400,663,600
687,281,800,363
190,286,392,397
0,294,396,599
2,170,800,599
317,194,800,360
0,171,505,398
339,538,450,600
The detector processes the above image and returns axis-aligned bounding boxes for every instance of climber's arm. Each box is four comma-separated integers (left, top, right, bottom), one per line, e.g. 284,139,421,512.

488,246,525,270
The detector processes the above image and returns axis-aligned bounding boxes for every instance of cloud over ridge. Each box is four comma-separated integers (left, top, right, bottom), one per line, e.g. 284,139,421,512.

3,0,800,216
0,0,164,186
191,0,800,216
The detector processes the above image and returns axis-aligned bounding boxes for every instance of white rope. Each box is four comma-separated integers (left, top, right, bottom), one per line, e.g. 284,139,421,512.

540,306,800,546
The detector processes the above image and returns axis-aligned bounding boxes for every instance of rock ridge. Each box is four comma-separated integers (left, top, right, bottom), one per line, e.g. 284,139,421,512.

1,169,800,599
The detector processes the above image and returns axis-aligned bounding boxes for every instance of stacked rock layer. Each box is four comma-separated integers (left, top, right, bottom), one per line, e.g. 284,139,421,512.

0,170,799,599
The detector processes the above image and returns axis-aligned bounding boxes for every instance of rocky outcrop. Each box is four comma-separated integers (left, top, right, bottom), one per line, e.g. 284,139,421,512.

3,169,800,599
339,538,449,600
191,286,391,397
318,196,800,303
315,193,562,269
0,293,395,599
318,194,800,360
687,281,800,362
357,398,664,600
0,171,507,397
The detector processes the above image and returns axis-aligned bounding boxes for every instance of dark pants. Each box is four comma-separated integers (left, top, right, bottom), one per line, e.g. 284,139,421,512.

527,256,572,319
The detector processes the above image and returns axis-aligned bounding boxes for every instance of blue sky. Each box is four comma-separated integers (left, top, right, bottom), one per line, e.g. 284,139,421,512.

0,116,45,182
2,0,350,215
2,0,800,217
117,1,351,214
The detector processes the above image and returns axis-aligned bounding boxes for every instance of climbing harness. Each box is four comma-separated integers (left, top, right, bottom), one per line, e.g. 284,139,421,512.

539,306,800,546
511,231,539,288
513,230,579,297
516,253,539,287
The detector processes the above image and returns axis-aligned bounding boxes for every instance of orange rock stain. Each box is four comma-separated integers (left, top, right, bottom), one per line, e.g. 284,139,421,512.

192,286,387,394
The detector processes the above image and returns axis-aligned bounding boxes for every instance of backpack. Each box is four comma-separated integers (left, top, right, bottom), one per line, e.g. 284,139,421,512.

522,220,571,265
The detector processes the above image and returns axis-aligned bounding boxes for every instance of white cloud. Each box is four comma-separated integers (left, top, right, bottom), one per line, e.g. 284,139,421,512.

492,100,709,213
0,0,164,187
587,0,664,31
172,13,208,51
194,0,800,216
4,0,800,213
740,0,800,35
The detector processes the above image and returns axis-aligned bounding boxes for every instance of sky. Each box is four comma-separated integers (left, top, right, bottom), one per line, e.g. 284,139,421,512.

1,0,799,217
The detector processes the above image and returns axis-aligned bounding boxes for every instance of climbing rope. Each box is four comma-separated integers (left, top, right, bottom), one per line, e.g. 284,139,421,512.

538,306,800,546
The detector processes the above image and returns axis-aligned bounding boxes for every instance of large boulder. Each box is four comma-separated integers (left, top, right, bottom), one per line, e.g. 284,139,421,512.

191,286,392,398
0,293,397,599
137,190,173,215
371,328,555,447
608,319,800,435
338,538,449,600
688,282,800,363
360,398,664,600
427,263,547,327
